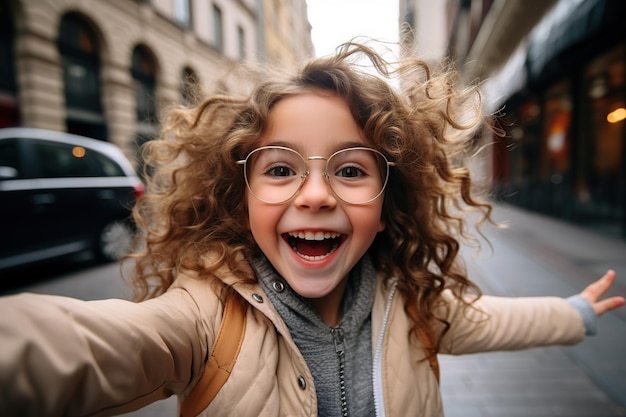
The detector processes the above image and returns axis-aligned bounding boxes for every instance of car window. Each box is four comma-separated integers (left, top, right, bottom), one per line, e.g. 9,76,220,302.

32,140,99,178
92,152,126,177
0,139,23,179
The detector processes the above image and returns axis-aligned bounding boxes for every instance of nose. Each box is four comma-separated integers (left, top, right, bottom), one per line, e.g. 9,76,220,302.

293,167,337,210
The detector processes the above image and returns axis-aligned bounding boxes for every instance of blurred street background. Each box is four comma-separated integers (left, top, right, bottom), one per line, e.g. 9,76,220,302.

2,201,625,417
1,0,625,241
1,0,626,416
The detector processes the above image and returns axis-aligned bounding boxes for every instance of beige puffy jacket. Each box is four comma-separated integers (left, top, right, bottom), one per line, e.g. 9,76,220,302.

0,271,585,417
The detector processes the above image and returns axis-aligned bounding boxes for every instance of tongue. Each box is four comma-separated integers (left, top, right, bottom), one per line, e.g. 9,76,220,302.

296,239,333,256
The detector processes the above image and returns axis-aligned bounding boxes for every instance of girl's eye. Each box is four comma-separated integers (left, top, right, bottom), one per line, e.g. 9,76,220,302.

266,165,295,177
336,165,365,178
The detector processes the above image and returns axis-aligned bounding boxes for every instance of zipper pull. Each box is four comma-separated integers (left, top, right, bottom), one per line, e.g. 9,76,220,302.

331,328,345,354
331,327,348,415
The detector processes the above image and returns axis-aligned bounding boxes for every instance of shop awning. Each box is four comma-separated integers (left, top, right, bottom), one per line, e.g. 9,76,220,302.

526,0,618,79
483,43,527,112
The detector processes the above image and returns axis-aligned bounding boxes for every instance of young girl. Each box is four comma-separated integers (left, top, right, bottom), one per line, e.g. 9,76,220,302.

0,42,623,417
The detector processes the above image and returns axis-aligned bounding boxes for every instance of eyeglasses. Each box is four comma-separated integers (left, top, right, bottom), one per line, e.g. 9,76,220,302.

237,146,395,205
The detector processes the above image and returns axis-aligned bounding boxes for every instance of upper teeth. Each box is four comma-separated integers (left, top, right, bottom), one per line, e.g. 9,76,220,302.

289,231,340,241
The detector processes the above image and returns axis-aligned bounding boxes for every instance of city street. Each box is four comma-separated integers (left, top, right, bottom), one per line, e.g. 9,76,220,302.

440,203,626,417
2,202,625,417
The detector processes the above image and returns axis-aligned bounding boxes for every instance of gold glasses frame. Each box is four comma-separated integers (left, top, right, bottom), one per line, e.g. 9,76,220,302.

237,145,396,205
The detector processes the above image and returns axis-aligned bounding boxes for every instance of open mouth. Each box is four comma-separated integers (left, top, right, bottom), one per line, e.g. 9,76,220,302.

284,231,344,261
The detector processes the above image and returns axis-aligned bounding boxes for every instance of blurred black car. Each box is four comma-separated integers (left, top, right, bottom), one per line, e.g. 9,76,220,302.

0,128,144,271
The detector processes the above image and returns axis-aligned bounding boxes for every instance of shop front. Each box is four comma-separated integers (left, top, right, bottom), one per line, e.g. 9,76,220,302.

495,0,626,238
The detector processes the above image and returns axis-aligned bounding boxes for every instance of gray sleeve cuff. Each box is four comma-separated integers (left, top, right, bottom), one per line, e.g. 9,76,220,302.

566,294,597,336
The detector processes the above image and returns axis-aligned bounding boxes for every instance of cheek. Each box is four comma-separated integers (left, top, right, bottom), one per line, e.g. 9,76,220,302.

350,204,385,238
246,198,282,244
246,197,263,234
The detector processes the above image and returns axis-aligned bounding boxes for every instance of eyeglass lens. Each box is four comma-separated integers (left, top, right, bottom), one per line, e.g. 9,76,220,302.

244,147,389,204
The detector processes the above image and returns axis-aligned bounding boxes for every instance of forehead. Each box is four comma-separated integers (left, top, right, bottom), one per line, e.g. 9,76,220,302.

259,90,367,154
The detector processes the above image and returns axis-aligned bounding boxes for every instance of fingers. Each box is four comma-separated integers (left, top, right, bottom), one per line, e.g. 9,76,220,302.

581,270,616,302
594,296,626,316
580,270,625,316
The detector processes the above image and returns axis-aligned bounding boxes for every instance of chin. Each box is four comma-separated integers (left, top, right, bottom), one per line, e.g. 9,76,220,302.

288,280,337,299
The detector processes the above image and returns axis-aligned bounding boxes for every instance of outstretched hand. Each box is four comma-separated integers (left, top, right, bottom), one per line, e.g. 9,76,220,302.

580,270,625,316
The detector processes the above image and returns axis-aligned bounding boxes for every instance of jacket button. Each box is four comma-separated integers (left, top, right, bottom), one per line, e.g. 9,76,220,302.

297,375,306,390
272,281,285,293
252,293,264,303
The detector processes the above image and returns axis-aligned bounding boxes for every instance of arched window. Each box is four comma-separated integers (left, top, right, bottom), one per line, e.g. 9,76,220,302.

57,13,107,140
131,45,157,126
180,66,199,106
131,45,158,180
0,0,19,127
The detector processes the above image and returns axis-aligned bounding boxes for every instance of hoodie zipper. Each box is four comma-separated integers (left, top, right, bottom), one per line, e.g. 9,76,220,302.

372,279,397,417
331,327,348,416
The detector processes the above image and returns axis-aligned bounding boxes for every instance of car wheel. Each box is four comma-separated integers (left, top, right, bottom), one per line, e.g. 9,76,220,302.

96,219,134,262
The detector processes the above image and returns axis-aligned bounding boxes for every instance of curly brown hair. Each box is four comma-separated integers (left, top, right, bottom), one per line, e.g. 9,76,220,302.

125,41,494,354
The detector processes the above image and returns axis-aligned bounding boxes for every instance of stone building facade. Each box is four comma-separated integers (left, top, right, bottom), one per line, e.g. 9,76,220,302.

0,0,313,162
261,0,312,68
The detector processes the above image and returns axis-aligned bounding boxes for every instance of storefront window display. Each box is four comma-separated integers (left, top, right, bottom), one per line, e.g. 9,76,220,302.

580,44,625,230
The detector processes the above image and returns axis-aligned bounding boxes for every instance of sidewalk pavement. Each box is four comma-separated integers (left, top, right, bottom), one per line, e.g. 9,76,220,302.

441,202,626,417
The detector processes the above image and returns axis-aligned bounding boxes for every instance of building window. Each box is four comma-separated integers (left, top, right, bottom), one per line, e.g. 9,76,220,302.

174,0,191,28
0,1,16,96
213,4,223,52
542,81,571,180
582,45,625,216
131,45,157,125
237,26,245,61
132,44,158,180
0,0,19,127
57,13,107,140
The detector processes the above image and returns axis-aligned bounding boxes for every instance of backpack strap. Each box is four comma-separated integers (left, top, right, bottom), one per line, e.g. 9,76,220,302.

429,350,440,383
180,291,247,417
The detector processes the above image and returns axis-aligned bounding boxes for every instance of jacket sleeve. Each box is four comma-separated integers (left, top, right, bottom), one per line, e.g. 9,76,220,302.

0,288,211,417
438,290,586,355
